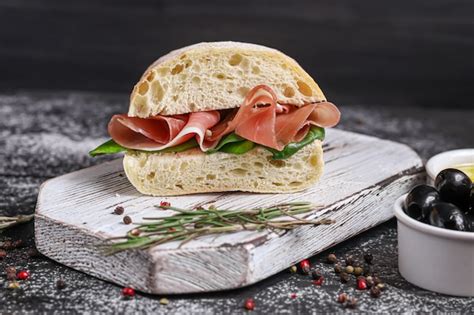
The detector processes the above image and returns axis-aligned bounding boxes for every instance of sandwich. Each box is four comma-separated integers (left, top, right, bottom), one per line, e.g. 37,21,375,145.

90,41,340,196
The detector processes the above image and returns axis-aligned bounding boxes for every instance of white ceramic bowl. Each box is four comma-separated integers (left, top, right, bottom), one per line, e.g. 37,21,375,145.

425,148,474,185
394,194,474,296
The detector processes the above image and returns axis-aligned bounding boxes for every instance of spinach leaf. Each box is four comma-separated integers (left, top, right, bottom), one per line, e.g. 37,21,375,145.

265,126,325,160
89,139,126,156
206,133,245,154
219,140,255,154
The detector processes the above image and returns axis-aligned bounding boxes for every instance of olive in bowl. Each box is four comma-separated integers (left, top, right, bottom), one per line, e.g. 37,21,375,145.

404,185,440,222
428,202,472,232
435,168,472,211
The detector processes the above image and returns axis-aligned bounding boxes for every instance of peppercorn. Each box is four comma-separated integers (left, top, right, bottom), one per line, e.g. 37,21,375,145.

122,287,135,297
313,276,324,286
5,266,16,280
16,270,29,281
370,286,381,298
114,206,124,215
123,216,132,225
290,293,297,299
27,247,40,258
159,298,169,305
376,283,386,291
7,281,20,290
340,272,350,283
363,264,371,276
345,255,354,266
364,252,373,264
337,293,347,303
346,297,357,309
353,266,363,276
56,279,66,290
289,265,297,273
373,276,382,286
160,201,171,207
130,229,141,236
0,249,6,259
345,266,354,274
244,298,255,311
334,264,342,274
299,259,310,275
357,277,367,290
311,269,322,280
326,253,337,264
366,276,374,288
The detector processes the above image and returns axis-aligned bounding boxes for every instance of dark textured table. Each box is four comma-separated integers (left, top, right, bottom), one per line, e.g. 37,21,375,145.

1,91,473,313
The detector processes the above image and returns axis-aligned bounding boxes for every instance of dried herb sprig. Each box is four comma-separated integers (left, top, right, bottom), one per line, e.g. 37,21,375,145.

103,202,333,254
0,215,34,230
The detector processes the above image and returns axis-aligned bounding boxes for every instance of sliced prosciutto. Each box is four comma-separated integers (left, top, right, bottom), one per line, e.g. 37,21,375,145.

107,85,340,152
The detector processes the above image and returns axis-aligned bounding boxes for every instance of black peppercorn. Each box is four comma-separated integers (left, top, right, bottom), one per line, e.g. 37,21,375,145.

364,252,373,264
363,264,372,276
27,247,40,258
334,264,342,274
311,269,322,280
56,279,67,290
345,255,354,266
340,272,350,283
346,297,357,309
373,276,382,286
326,253,338,264
370,286,381,298
123,216,132,225
114,206,125,215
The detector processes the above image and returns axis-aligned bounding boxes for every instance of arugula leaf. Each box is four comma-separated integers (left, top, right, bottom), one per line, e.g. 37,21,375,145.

89,139,126,157
206,133,245,154
265,126,325,160
89,138,199,157
219,140,255,154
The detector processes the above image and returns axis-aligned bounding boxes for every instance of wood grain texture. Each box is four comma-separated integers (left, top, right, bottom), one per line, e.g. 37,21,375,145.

35,129,424,294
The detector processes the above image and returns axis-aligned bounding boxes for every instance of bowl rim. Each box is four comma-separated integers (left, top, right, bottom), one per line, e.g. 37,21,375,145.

425,148,474,181
394,194,474,241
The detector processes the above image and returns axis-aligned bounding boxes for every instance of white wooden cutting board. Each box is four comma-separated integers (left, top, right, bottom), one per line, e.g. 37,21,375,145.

35,129,424,294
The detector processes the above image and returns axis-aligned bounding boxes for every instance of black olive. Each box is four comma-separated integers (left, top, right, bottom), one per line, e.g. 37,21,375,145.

435,169,472,211
468,186,474,215
428,202,472,232
404,185,440,221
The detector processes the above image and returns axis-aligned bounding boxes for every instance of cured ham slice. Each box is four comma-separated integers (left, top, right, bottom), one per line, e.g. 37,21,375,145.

109,111,220,151
108,85,340,152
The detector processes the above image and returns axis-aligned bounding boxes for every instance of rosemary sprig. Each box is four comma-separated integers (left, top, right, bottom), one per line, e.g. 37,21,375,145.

0,214,34,230
103,202,333,254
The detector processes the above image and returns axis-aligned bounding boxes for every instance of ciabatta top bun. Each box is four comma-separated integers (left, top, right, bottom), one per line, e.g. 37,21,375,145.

90,41,341,196
129,41,326,117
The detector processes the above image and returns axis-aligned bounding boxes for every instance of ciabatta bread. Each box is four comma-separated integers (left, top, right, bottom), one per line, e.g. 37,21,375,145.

129,42,326,117
123,140,323,196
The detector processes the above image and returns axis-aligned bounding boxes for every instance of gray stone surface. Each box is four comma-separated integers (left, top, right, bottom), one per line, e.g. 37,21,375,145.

0,91,473,313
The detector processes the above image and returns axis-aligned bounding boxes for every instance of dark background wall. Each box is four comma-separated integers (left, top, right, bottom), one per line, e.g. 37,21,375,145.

1,0,473,108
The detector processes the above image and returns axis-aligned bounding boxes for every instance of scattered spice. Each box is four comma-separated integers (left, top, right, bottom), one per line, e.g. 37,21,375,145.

337,292,347,303
114,206,125,215
122,287,135,298
1,239,23,250
345,266,354,274
357,277,367,290
5,266,16,280
0,249,6,259
160,201,171,207
373,276,382,286
244,298,255,311
366,276,374,288
345,255,354,266
289,265,297,274
353,266,363,276
16,270,29,281
130,229,141,236
313,276,324,286
363,264,372,276
370,286,381,298
326,253,337,264
364,252,374,264
7,281,20,290
27,247,40,258
56,279,66,290
290,293,297,299
311,269,322,280
340,272,350,283
334,264,342,274
159,297,169,305
346,297,357,309
376,283,386,291
299,259,310,275
123,216,132,225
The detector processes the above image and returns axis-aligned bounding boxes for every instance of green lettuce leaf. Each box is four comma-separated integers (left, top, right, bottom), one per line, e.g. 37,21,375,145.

265,126,325,160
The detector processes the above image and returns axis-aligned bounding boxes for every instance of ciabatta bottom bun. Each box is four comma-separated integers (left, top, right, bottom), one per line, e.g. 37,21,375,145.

123,140,323,196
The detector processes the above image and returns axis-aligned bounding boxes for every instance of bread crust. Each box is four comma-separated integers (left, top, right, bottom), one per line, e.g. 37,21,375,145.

123,140,324,196
129,41,326,117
